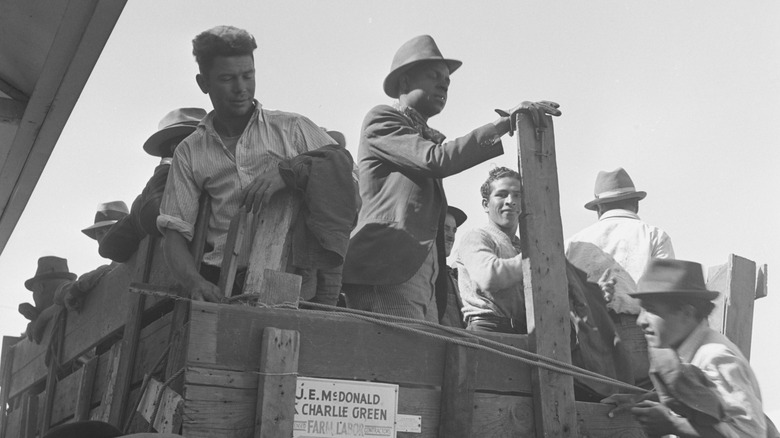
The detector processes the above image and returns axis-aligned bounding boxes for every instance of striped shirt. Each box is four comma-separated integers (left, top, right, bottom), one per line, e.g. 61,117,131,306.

157,101,334,267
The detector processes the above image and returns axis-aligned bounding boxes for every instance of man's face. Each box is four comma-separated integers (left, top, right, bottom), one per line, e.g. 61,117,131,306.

401,61,450,119
636,298,693,349
94,227,110,245
197,55,256,121
443,213,457,257
483,177,522,235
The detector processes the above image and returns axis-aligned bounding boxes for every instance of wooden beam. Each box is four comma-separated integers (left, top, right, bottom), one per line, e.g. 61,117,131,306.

254,327,300,438
0,77,28,103
516,113,576,437
707,254,757,359
75,355,99,421
20,392,38,438
219,208,249,297
0,98,26,126
438,342,477,438
0,336,20,437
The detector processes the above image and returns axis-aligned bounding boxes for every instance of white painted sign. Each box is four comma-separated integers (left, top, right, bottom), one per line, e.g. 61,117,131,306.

294,377,398,438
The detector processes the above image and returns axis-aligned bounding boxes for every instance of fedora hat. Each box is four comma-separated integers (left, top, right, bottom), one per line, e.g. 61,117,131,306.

25,256,77,291
81,201,129,239
631,259,719,300
584,167,647,210
447,206,467,227
142,107,207,157
383,35,462,99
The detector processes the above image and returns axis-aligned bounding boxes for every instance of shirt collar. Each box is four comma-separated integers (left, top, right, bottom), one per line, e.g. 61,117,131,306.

675,319,709,363
201,100,264,137
393,101,446,144
485,220,522,246
599,208,640,221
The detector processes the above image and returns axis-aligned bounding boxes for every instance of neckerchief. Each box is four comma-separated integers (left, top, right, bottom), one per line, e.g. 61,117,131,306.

395,102,447,144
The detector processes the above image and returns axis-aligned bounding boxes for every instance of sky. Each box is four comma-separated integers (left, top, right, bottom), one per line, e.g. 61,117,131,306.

1,0,779,422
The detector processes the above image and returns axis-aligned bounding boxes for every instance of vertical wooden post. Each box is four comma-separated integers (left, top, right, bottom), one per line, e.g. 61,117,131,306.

438,342,477,438
19,393,37,438
706,254,757,359
74,355,99,421
40,309,66,435
244,190,303,306
255,327,300,438
516,113,576,437
0,336,20,437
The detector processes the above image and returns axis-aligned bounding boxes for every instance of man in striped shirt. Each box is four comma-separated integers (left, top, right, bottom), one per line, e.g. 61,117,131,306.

157,26,338,302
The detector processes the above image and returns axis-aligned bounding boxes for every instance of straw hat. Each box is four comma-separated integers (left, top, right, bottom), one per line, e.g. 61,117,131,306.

24,256,76,291
81,201,129,239
383,35,462,99
584,167,647,211
142,107,207,157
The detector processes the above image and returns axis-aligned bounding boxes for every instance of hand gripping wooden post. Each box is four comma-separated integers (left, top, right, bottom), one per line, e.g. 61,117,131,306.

515,113,577,437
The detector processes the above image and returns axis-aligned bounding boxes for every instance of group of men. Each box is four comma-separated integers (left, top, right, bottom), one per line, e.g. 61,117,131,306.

18,25,776,437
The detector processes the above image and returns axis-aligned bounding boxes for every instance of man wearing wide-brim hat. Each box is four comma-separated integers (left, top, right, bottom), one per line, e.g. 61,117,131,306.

81,200,129,244
99,108,207,263
603,258,776,437
342,34,561,322
565,167,675,385
20,256,76,343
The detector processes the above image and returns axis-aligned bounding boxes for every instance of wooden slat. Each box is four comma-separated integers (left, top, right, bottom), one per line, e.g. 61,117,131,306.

756,264,768,299
438,343,476,438
20,392,38,438
575,401,647,437
93,343,121,423
472,393,535,437
40,308,66,434
187,303,532,393
50,364,81,425
4,401,22,438
255,328,300,438
106,294,145,427
0,336,21,436
516,113,576,436
219,208,249,297
75,356,98,421
707,254,757,359
244,187,302,303
397,387,440,438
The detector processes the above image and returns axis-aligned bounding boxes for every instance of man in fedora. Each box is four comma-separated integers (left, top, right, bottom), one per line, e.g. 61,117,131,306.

158,26,354,302
603,258,776,437
439,205,467,327
342,34,561,322
20,256,76,343
566,167,675,385
100,108,207,263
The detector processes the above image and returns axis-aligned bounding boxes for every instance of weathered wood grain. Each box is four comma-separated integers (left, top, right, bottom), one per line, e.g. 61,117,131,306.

255,328,300,438
75,355,98,421
187,303,532,393
576,401,647,437
438,342,477,438
516,113,576,436
707,255,757,359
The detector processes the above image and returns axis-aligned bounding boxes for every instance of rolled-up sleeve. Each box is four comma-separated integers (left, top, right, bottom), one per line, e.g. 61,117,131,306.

157,143,200,241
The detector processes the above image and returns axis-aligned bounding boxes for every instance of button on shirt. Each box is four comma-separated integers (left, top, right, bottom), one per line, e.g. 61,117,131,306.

565,209,674,283
456,221,524,320
157,102,334,267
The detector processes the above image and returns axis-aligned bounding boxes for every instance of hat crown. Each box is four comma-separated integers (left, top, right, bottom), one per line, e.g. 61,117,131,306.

447,206,468,227
157,107,208,131
594,167,637,197
33,256,71,279
635,259,717,298
93,200,129,224
383,35,462,98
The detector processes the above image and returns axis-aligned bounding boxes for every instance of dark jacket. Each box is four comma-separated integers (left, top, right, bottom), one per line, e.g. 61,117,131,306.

342,104,503,287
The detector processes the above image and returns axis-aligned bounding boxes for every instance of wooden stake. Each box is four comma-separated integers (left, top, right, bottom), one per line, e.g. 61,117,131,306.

438,342,477,438
255,327,300,438
515,113,576,437
707,254,757,359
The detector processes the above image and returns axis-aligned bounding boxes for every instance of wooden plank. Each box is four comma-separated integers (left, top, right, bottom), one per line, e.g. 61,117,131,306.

219,208,249,297
4,401,22,438
93,343,122,423
255,270,301,307
707,255,757,359
40,308,66,434
398,387,440,438
107,293,146,426
187,303,532,393
244,188,302,303
50,365,82,425
131,312,172,383
255,328,300,438
20,392,38,438
516,112,576,437
576,401,647,437
438,343,476,438
472,393,534,437
75,356,98,421
0,336,20,436
136,378,183,433
756,264,768,299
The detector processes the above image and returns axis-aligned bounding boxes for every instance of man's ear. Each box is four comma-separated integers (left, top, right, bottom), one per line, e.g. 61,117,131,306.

196,73,209,94
481,198,489,212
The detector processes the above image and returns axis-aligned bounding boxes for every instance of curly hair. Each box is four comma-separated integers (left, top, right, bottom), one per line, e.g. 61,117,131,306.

192,26,258,75
480,166,521,199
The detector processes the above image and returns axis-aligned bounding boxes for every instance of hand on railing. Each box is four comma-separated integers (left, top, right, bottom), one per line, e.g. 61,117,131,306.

495,100,561,135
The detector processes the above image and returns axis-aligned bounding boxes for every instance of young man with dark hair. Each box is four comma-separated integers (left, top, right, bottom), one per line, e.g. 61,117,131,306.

158,26,354,303
342,35,560,322
604,258,776,437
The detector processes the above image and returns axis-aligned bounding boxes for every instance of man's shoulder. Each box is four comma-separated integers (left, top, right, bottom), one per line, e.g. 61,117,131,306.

261,108,311,126
363,104,403,123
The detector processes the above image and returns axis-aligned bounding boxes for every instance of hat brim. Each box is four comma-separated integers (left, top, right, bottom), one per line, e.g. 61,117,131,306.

81,220,118,239
447,206,467,227
584,191,647,211
142,123,199,157
628,289,720,300
25,272,77,291
383,58,462,99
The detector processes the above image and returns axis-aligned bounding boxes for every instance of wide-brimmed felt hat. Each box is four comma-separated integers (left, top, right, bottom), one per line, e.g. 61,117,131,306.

42,420,122,438
25,256,77,291
143,107,207,157
584,167,647,211
447,206,467,227
81,201,129,239
383,35,462,99
631,259,719,300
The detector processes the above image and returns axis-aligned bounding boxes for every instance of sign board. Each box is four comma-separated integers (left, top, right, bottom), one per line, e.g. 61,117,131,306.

294,377,398,438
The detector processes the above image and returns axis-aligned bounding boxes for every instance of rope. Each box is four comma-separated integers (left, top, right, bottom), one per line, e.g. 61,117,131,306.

299,301,648,394
147,368,186,433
